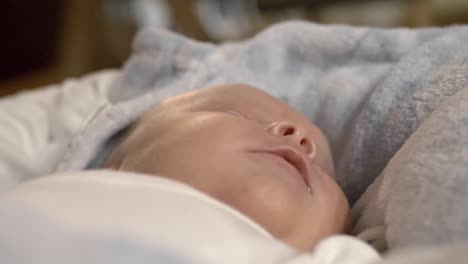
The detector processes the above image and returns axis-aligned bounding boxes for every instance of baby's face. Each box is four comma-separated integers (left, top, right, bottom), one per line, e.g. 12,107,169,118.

107,84,350,251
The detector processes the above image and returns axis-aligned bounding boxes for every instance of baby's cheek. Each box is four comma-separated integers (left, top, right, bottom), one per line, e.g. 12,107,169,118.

252,183,293,214
230,179,302,235
313,169,351,234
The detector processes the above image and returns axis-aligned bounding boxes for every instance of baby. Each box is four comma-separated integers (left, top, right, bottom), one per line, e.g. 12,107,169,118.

105,84,351,251
0,83,381,263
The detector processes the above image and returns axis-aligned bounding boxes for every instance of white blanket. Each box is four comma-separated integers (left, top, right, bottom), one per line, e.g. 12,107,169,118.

0,170,380,264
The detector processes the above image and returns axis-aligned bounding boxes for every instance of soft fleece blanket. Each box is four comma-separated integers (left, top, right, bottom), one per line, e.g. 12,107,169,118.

56,21,468,251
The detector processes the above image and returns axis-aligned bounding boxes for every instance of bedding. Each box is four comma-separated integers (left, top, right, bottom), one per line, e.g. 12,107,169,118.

2,21,468,262
0,170,380,264
0,70,117,190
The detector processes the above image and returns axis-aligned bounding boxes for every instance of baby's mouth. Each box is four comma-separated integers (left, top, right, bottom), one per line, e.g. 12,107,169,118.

250,146,312,190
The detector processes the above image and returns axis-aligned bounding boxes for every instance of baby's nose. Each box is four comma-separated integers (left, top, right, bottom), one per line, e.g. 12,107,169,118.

265,121,316,159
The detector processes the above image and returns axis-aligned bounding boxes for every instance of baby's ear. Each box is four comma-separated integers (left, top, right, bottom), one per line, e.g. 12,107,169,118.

101,124,138,170
102,148,124,170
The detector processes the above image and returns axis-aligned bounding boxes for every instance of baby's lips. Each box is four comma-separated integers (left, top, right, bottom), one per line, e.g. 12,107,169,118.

250,145,312,190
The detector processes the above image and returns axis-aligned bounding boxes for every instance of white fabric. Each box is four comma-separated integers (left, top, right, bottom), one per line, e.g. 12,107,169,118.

0,170,380,264
0,70,118,191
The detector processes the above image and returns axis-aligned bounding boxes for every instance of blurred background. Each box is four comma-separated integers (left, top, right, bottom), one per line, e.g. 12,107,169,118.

1,0,468,97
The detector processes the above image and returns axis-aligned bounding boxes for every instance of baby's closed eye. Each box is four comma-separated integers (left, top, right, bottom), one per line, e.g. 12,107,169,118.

226,110,249,119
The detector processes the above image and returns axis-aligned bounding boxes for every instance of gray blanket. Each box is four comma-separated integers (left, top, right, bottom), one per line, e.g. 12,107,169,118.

57,21,468,253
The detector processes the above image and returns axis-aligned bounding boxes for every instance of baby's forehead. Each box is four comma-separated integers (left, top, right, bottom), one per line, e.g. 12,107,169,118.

158,85,292,116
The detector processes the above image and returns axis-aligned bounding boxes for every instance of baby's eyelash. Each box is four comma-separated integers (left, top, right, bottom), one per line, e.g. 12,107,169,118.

226,110,249,120
225,111,267,126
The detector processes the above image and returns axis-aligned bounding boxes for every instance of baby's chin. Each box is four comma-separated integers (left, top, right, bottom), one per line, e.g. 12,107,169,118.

301,216,351,251
284,227,339,251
